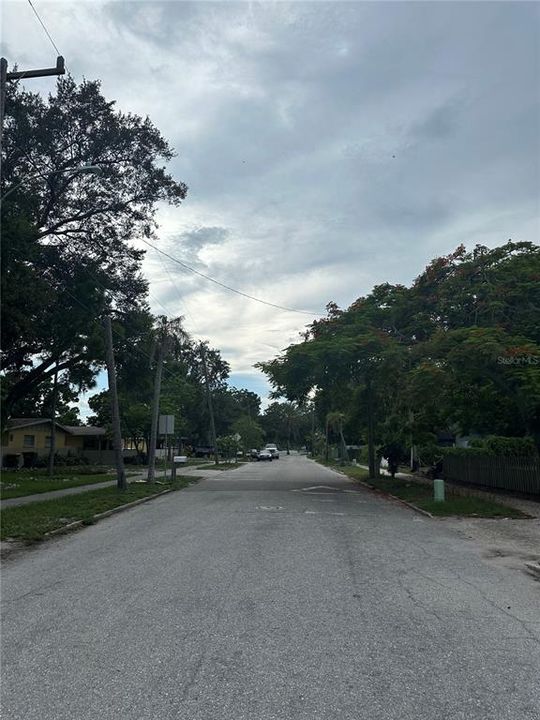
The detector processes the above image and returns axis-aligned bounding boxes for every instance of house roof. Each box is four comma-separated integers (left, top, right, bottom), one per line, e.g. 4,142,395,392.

62,426,106,436
7,418,50,430
6,418,105,436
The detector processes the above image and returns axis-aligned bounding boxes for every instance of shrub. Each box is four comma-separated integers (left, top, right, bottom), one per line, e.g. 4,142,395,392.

484,436,537,457
443,436,538,458
417,444,444,466
357,446,370,464
442,447,489,458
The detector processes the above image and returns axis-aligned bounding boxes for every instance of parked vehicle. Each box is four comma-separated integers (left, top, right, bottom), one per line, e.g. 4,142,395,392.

265,444,279,459
257,449,273,461
250,449,259,459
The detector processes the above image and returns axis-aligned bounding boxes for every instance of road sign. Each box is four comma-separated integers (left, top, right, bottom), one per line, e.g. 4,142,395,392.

159,415,175,434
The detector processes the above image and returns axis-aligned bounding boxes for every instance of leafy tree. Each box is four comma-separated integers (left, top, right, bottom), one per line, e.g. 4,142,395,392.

216,435,240,462
326,411,347,461
232,415,264,452
1,76,187,425
258,241,540,466
260,401,311,451
9,374,81,425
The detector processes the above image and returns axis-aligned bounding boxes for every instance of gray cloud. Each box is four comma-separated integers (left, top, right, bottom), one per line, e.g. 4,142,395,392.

165,225,229,257
4,0,539,405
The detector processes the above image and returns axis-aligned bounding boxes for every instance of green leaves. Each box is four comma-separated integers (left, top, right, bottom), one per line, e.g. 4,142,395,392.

259,241,540,450
1,76,188,422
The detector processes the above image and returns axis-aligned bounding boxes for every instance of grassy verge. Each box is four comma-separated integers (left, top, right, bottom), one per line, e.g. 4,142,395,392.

318,461,528,518
1,477,199,543
144,458,214,469
0,471,120,499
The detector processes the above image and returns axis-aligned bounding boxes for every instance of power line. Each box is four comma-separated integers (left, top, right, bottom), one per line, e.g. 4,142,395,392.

58,279,193,391
140,237,318,317
27,0,62,57
39,242,193,393
153,248,197,326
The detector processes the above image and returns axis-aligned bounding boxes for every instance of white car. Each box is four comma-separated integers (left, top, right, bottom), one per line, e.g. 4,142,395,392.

257,449,273,461
265,444,279,459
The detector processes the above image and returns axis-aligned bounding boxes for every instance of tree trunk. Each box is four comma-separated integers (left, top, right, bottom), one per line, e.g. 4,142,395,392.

325,417,329,462
366,375,377,478
339,426,347,464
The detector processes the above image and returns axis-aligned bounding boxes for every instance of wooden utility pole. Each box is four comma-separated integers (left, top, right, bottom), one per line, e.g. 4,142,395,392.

0,58,7,152
286,413,291,455
311,405,315,455
147,331,166,483
200,344,219,465
1,56,65,150
47,362,59,477
103,317,126,490
325,415,329,462
366,374,376,479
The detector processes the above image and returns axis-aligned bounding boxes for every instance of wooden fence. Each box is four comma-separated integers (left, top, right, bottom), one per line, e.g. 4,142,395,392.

443,454,540,496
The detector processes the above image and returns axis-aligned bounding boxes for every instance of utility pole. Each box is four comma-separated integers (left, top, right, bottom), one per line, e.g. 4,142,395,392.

147,327,166,483
0,56,65,151
286,413,291,455
366,373,376,479
311,404,315,454
325,415,329,462
200,343,219,465
409,410,415,471
0,58,7,152
47,361,59,477
104,317,126,490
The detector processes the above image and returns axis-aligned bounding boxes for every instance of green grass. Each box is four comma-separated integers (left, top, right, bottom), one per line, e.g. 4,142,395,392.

0,471,117,499
418,496,527,517
318,461,528,518
0,477,199,543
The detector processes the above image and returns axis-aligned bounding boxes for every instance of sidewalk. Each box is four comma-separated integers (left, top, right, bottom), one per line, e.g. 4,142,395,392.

1,466,208,509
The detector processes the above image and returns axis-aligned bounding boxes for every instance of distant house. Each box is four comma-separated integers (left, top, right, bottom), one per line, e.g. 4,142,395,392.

436,430,455,447
1,418,108,467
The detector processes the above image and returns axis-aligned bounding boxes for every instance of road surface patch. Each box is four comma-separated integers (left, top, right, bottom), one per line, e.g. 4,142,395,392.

292,485,345,495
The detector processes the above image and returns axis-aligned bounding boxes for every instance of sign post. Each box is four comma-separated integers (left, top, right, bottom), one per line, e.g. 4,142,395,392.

159,415,175,480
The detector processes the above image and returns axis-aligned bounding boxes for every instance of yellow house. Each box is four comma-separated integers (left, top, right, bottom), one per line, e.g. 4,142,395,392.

2,418,107,466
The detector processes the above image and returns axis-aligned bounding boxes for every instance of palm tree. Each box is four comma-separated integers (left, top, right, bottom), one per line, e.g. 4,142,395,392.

326,411,348,463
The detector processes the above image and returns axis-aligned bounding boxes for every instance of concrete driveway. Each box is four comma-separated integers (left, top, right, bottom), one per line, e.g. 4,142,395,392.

2,455,539,720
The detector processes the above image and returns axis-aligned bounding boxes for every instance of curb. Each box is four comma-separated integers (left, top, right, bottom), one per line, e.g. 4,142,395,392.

1,487,178,557
45,488,175,538
354,477,434,519
524,561,540,580
321,463,434,519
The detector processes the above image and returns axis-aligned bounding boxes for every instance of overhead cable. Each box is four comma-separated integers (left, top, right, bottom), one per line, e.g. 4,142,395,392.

140,238,318,317
27,0,62,57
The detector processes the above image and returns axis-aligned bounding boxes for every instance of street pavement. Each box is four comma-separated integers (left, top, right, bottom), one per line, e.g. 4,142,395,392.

2,455,539,720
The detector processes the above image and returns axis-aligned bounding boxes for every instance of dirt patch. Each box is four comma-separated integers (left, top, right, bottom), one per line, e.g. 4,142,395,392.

446,515,540,578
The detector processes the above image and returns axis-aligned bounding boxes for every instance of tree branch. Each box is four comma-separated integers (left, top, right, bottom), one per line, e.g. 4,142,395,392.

36,196,147,239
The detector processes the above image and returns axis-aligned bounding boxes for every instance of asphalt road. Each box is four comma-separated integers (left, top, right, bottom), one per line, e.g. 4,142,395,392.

2,455,539,720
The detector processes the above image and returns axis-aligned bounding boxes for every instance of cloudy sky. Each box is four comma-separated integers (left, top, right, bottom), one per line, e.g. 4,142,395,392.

3,0,539,408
